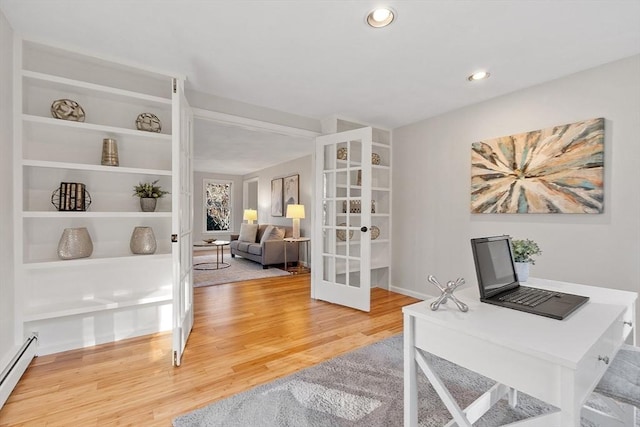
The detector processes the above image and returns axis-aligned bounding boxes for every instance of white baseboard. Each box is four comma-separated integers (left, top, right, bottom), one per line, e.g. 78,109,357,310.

389,284,430,301
0,334,38,409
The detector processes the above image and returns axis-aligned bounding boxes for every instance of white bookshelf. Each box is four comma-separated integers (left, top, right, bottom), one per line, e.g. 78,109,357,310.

14,38,180,354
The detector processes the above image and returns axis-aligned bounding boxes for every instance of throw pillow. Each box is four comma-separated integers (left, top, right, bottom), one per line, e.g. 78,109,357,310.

260,225,285,244
238,223,259,242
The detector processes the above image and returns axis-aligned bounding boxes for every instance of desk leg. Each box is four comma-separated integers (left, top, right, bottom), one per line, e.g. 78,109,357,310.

560,368,581,427
415,350,473,427
404,313,418,427
508,388,518,408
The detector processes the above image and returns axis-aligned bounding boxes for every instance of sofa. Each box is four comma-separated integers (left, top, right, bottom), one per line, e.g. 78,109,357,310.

230,224,299,269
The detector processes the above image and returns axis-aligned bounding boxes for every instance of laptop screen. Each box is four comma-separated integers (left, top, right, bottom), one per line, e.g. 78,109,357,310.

470,236,519,298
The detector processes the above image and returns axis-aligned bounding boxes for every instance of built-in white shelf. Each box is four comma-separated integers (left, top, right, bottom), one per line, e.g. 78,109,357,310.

372,141,390,148
23,159,172,176
22,211,172,218
335,161,390,170
23,287,172,322
335,212,389,216
22,114,173,140
15,38,182,356
24,252,171,269
22,70,172,107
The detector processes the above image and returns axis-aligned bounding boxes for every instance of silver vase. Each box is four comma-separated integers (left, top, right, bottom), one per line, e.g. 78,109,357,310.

130,226,157,255
140,198,157,212
101,138,119,166
57,227,93,260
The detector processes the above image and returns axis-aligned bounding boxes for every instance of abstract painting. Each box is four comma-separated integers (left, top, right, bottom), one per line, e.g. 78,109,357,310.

283,174,299,212
204,180,232,231
271,178,283,217
471,118,604,214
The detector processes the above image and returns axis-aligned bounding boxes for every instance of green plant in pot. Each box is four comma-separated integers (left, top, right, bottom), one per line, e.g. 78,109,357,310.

511,238,542,282
133,180,169,212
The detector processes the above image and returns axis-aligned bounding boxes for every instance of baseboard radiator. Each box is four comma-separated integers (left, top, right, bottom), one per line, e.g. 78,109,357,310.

0,333,38,409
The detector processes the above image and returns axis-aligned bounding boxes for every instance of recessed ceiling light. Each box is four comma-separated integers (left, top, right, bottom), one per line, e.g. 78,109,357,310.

468,70,490,81
366,7,395,28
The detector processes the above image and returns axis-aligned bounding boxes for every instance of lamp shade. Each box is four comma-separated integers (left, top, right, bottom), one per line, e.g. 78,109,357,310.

243,209,257,222
286,204,305,219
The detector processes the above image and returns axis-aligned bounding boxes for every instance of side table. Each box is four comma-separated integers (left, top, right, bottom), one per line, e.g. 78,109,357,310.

283,237,310,274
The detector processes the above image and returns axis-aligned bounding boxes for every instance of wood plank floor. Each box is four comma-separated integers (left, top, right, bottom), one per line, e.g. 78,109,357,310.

0,275,419,426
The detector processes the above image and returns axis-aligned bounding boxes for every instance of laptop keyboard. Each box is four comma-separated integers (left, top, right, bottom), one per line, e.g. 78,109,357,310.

498,287,557,307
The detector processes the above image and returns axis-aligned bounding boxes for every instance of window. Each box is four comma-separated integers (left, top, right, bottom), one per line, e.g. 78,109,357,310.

204,180,232,232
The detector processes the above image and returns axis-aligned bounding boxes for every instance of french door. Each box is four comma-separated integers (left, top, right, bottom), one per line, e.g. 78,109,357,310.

172,78,194,366
313,127,373,311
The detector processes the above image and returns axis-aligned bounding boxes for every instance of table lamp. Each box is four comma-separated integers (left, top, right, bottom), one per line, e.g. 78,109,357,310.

243,209,257,224
286,204,305,239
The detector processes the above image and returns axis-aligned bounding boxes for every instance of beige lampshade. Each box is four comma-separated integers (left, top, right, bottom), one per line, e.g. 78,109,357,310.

243,209,257,222
286,204,305,219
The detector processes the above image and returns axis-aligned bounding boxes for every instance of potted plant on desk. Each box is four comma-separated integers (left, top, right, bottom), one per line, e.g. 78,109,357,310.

133,180,169,212
511,238,542,282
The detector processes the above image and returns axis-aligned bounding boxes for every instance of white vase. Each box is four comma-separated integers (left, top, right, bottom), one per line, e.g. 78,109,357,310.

130,226,157,255
57,227,93,260
514,262,530,282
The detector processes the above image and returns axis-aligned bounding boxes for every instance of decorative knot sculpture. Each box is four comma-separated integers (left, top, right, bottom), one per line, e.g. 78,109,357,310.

427,275,469,312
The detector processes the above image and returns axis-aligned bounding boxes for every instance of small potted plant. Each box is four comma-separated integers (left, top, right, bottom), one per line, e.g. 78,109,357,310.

511,238,542,282
133,180,169,212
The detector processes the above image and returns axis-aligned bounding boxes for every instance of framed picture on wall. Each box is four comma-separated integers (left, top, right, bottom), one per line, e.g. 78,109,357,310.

204,179,233,232
283,174,299,213
271,178,283,216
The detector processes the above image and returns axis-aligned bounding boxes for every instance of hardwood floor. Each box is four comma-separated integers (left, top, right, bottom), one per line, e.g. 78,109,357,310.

0,275,418,426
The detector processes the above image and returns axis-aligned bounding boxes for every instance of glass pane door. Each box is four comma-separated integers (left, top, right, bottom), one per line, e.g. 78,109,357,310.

313,127,372,311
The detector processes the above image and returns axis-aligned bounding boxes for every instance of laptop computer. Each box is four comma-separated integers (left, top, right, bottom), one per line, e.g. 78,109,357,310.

470,235,589,320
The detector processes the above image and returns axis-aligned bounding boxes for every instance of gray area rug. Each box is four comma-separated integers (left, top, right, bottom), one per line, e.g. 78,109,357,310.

193,254,289,287
173,334,636,426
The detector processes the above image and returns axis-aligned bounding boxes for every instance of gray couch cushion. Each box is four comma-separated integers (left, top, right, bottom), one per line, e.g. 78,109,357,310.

239,223,258,242
260,225,285,244
247,244,262,256
237,242,252,252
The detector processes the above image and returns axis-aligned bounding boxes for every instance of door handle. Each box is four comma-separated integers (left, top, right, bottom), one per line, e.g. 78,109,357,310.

361,226,368,232
171,234,178,243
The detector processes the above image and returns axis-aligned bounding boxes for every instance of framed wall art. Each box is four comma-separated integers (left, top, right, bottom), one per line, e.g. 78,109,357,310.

283,174,299,213
470,117,604,214
204,179,232,232
271,178,283,216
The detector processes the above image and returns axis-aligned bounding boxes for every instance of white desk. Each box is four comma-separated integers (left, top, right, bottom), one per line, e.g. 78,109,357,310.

403,278,637,427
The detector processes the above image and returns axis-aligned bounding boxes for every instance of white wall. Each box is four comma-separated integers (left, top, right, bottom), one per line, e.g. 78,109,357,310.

193,171,244,242
0,9,16,371
392,56,640,333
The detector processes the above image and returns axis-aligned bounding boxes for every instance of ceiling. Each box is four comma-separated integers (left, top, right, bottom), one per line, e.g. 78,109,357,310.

193,119,314,175
2,1,640,174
